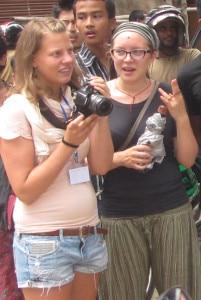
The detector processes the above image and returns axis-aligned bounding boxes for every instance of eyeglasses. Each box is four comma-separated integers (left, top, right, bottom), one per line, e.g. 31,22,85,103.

111,49,153,60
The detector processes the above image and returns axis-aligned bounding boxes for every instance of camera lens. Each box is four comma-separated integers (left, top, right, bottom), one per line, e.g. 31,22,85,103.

90,95,113,116
73,84,113,116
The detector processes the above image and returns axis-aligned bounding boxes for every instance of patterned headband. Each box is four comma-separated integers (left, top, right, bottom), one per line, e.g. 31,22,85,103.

112,21,159,50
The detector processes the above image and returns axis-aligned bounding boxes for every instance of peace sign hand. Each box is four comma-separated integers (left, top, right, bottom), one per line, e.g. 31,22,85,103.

158,79,187,121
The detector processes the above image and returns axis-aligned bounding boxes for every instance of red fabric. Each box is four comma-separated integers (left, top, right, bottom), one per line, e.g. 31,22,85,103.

7,193,16,230
0,230,24,300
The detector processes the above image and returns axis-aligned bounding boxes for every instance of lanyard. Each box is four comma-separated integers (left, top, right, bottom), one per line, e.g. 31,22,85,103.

60,95,72,122
61,94,79,161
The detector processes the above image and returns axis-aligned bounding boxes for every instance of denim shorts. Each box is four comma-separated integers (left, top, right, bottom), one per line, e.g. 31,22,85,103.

13,228,108,288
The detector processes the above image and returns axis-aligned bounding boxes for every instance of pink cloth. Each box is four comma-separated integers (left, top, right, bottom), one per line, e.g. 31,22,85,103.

0,229,24,300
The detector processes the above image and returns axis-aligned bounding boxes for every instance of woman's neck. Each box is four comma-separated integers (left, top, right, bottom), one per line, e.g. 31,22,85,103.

114,77,153,111
38,76,62,102
47,87,63,102
116,77,151,95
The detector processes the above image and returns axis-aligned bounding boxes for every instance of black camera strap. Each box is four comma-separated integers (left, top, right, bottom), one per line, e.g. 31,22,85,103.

38,98,67,130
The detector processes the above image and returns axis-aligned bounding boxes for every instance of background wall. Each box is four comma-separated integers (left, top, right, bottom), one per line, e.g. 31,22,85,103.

0,0,56,23
0,0,198,46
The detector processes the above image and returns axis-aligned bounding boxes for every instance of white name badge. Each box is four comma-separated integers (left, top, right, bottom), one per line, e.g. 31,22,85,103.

69,166,90,185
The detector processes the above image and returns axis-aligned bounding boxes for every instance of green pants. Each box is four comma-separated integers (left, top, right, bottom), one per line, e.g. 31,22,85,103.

99,203,201,300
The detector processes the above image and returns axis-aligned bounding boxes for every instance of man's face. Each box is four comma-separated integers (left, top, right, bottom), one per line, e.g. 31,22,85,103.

155,20,179,49
75,0,116,47
58,9,83,52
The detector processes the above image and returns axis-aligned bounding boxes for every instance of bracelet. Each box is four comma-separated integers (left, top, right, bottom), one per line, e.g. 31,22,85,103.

62,138,79,148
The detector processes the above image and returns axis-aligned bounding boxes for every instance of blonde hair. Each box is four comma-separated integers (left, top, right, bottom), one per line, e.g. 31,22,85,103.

13,17,80,104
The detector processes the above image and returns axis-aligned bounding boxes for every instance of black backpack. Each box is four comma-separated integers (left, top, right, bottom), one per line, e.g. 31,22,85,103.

0,156,12,230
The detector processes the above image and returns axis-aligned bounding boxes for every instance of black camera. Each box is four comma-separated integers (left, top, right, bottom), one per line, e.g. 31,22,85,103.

73,84,113,117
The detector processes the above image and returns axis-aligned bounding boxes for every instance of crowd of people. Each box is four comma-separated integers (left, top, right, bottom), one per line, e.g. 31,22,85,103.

1,0,201,300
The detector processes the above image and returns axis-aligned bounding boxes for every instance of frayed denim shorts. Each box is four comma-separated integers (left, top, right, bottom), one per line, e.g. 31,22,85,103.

13,228,108,289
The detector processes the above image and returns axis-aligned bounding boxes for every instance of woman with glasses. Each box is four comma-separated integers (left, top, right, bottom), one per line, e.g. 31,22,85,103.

99,22,201,300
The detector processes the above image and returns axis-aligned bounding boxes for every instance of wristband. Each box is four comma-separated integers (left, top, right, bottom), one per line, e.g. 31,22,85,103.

62,138,79,148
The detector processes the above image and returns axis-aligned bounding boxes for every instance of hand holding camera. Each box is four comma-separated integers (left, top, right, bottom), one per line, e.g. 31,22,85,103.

73,76,113,117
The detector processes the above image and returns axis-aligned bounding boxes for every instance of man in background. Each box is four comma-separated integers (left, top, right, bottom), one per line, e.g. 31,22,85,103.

1,22,23,87
146,5,200,84
73,0,117,217
178,0,201,147
74,0,116,80
52,0,83,52
129,9,147,23
178,1,201,220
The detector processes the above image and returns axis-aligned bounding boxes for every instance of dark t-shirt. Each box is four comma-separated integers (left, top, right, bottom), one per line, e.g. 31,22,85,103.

102,82,188,217
0,156,12,229
177,54,201,115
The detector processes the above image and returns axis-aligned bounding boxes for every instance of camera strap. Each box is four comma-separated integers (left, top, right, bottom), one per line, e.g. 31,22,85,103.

38,97,67,130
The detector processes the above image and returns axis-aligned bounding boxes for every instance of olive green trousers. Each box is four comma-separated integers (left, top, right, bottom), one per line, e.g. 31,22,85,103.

99,203,201,300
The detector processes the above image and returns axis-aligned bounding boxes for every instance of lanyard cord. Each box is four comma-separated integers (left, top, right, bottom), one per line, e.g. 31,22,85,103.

60,95,78,163
60,94,79,159
60,95,73,122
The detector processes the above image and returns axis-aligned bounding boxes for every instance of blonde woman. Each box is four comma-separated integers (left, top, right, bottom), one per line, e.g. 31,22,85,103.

0,17,113,300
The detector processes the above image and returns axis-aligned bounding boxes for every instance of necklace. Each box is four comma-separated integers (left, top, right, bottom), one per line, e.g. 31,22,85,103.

115,79,151,112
